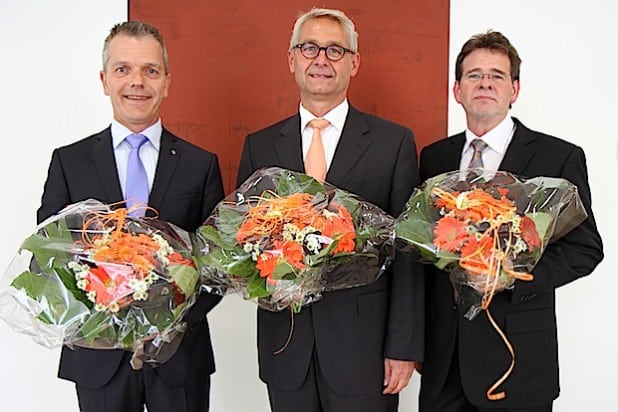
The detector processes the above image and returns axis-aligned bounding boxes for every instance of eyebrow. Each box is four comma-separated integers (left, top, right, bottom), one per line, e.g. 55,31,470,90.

465,67,509,75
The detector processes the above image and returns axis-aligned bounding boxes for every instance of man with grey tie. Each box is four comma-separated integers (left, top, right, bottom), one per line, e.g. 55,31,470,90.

418,30,603,411
37,21,224,412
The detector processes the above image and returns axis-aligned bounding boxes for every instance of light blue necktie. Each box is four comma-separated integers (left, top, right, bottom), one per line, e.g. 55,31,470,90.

125,134,149,217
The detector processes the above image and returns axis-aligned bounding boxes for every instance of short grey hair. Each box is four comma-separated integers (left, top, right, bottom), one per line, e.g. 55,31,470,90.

289,8,358,52
102,21,169,74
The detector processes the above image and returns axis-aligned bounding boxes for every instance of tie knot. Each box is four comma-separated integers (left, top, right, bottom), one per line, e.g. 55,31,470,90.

309,118,330,131
126,134,148,149
470,138,488,152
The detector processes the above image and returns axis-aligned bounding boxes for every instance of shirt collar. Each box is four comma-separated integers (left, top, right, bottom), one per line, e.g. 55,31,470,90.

464,116,514,155
111,119,162,150
299,99,349,132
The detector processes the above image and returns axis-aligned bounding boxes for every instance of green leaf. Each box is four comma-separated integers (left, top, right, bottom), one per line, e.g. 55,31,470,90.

277,172,324,196
77,311,117,345
526,211,553,243
169,264,198,297
246,275,269,299
197,248,257,277
10,270,89,325
271,261,296,280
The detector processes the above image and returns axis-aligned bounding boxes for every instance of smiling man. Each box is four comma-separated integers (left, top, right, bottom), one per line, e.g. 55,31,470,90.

38,21,224,412
418,31,603,412
237,8,425,412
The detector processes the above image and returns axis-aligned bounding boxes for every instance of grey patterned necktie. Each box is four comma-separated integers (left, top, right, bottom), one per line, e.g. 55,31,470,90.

467,139,488,169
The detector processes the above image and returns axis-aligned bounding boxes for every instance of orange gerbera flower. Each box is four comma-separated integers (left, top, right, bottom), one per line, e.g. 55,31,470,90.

256,252,278,278
433,216,468,252
460,236,494,275
320,203,356,254
279,240,306,270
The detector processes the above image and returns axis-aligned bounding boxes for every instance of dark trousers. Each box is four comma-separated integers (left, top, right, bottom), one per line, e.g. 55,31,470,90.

267,349,398,412
420,348,551,412
75,353,210,412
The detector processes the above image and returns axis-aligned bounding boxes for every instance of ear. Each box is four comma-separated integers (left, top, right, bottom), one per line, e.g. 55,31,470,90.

350,51,361,77
510,79,520,104
100,70,110,96
288,49,295,74
164,73,172,98
453,81,462,104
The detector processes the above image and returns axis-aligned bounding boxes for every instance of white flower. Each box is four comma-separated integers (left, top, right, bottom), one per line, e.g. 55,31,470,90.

87,291,97,302
304,234,321,254
94,303,106,312
513,237,528,254
68,261,90,279
133,290,149,301
108,302,120,313
76,279,89,290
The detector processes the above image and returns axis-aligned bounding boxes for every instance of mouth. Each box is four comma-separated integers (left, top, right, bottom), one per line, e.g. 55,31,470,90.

123,94,151,101
473,95,496,102
308,73,334,79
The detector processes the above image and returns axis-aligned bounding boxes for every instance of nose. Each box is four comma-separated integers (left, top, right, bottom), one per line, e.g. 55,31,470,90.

479,75,493,88
129,70,145,86
313,48,330,64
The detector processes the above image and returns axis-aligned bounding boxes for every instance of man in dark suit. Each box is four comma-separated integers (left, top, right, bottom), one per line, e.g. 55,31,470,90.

418,31,604,412
37,21,224,412
236,8,424,412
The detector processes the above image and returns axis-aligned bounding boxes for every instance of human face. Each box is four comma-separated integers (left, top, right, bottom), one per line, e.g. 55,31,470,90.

453,48,519,130
100,34,171,133
288,17,360,113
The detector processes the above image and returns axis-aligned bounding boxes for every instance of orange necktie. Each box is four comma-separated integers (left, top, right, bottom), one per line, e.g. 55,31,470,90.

304,118,330,181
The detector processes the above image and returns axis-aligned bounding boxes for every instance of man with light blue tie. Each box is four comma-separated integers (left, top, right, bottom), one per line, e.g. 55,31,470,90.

37,21,224,412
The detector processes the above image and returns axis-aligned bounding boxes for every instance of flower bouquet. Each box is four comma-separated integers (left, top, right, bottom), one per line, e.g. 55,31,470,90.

0,199,199,368
395,169,587,320
394,169,587,400
194,167,395,313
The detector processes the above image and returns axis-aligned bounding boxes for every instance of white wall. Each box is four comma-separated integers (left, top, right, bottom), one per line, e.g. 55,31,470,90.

0,1,615,411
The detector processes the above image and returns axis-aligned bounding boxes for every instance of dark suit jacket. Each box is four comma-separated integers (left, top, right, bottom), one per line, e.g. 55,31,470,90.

419,118,603,408
237,105,425,396
38,127,225,388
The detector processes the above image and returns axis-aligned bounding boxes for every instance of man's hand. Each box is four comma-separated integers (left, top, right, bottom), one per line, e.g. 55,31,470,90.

382,358,416,394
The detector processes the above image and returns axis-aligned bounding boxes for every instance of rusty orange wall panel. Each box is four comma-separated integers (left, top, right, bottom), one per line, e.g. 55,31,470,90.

130,1,449,192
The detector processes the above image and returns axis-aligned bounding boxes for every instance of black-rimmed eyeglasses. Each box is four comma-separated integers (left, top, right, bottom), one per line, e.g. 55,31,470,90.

293,42,355,62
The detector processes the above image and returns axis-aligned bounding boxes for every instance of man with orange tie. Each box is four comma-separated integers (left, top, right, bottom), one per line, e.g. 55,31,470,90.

237,7,424,412
37,21,224,412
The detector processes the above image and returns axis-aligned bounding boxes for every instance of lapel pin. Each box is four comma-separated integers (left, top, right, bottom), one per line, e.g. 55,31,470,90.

171,149,177,155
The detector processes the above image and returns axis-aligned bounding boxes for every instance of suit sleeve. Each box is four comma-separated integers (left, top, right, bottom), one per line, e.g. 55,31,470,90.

236,135,255,188
185,153,225,326
384,129,425,361
201,154,225,221
37,148,71,224
512,146,603,300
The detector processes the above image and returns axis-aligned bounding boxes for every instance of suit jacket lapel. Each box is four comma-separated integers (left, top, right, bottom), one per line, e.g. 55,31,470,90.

446,132,466,170
92,128,124,203
326,106,371,185
148,129,180,214
275,115,305,172
499,118,536,175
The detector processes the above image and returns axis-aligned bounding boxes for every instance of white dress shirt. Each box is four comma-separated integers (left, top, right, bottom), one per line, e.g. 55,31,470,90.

299,99,349,171
459,116,516,174
111,119,161,197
